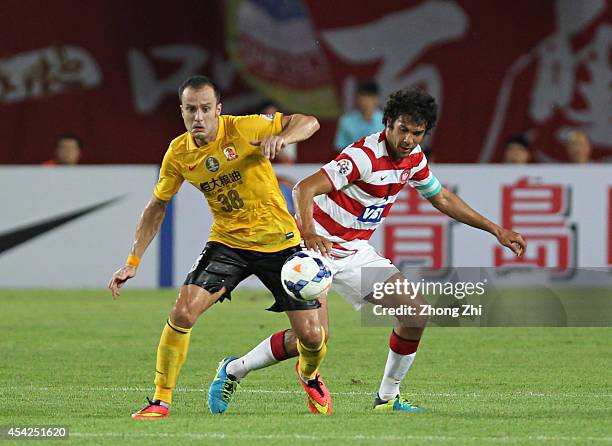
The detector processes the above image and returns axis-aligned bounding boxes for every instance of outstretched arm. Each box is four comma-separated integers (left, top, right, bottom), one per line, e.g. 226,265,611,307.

108,195,169,297
293,171,335,256
254,114,320,160
428,187,526,256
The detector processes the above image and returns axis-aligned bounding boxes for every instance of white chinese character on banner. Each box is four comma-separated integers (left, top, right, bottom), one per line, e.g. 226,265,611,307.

321,0,468,116
530,2,611,149
0,46,102,104
480,0,610,161
127,46,261,114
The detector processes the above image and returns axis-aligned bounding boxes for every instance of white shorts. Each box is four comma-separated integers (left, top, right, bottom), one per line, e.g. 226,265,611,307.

326,240,399,310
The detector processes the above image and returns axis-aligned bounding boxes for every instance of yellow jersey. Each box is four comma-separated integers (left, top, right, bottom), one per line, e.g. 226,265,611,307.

153,113,300,252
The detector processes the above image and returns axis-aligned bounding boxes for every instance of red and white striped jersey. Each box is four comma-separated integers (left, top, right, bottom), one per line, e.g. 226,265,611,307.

314,130,441,253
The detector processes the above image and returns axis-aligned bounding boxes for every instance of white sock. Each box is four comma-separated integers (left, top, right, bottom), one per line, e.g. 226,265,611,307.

226,335,279,380
377,350,416,401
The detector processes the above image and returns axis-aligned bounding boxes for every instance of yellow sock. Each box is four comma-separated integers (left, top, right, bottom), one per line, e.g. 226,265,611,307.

297,326,327,380
153,319,192,404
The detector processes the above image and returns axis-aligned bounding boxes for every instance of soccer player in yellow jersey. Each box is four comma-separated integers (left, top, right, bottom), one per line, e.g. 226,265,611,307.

108,75,331,418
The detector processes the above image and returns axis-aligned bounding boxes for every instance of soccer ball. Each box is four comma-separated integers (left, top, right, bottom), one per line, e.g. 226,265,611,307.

281,250,333,301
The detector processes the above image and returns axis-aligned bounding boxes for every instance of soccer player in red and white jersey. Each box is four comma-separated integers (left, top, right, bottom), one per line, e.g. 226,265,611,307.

213,88,526,412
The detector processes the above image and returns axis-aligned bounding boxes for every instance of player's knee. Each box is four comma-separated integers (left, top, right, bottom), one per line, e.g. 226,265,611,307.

397,311,428,330
297,325,323,349
395,294,429,329
416,310,429,327
170,302,197,328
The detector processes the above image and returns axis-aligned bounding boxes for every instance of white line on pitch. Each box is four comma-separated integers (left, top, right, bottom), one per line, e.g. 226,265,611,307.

3,386,611,398
69,432,612,443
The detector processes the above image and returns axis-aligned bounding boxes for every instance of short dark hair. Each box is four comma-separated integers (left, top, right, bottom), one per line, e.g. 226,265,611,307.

356,80,380,96
382,88,438,133
178,75,221,103
505,134,530,150
55,133,83,149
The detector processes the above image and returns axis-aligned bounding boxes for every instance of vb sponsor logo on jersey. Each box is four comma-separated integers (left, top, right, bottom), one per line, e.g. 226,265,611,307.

358,204,386,223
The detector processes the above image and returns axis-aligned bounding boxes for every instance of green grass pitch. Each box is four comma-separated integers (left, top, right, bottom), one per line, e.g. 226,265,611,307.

1,289,610,445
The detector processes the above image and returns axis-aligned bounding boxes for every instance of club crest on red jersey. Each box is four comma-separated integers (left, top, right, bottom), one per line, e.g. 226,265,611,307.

400,168,411,184
337,158,353,176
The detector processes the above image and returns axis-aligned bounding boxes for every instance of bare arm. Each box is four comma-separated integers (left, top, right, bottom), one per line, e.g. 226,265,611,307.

428,187,526,256
253,114,320,160
279,114,320,144
293,170,335,256
108,195,169,297
129,195,169,258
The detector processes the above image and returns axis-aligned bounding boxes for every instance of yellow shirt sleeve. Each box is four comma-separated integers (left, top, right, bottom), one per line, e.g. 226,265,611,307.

153,148,184,201
229,112,284,143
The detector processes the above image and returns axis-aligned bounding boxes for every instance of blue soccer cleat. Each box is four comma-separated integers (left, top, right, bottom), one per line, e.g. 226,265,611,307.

207,356,239,414
372,394,424,412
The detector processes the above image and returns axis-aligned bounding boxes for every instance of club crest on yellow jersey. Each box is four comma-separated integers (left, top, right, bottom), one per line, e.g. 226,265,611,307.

223,145,238,161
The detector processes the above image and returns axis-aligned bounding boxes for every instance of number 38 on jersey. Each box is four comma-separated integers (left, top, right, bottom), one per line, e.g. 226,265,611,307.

217,190,244,212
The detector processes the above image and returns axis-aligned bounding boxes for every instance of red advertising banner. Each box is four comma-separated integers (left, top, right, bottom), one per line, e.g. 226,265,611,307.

1,0,610,165
495,177,576,273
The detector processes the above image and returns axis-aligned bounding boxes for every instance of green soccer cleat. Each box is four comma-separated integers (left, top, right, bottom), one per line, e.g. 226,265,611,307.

373,394,424,413
207,357,239,414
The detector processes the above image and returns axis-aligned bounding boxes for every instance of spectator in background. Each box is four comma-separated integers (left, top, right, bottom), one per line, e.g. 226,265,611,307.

334,80,383,151
258,100,297,164
42,133,83,166
564,129,592,164
503,134,531,164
